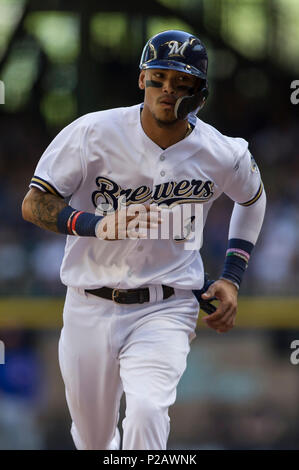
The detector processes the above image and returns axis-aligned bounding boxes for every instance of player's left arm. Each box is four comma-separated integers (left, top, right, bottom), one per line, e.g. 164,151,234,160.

202,149,266,333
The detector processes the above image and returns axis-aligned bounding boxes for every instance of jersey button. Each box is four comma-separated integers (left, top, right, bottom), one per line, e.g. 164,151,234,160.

137,246,143,252
160,155,165,161
160,170,165,177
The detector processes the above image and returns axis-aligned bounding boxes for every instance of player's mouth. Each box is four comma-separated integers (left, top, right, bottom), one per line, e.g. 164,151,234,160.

158,96,176,109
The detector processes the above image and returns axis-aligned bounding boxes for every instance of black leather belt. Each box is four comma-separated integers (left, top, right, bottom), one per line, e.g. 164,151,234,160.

85,285,175,304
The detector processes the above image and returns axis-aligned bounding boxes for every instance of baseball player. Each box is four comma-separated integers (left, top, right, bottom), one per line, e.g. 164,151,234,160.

21,30,266,450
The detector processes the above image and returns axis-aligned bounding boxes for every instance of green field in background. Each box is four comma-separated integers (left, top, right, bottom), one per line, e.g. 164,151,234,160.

0,297,299,329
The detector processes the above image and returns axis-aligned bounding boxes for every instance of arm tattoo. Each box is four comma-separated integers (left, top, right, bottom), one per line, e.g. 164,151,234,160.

29,188,67,233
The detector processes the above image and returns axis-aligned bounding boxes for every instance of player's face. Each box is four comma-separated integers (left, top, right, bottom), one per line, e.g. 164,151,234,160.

139,68,198,125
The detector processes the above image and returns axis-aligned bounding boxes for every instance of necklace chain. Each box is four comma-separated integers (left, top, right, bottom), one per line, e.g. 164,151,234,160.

185,123,192,138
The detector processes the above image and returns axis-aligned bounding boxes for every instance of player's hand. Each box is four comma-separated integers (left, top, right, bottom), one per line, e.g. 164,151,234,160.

96,203,162,241
201,278,238,333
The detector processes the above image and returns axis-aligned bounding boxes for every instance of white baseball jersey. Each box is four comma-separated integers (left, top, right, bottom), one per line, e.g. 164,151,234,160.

30,103,262,290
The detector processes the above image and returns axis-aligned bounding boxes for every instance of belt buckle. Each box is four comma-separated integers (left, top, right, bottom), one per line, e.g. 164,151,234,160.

112,288,126,304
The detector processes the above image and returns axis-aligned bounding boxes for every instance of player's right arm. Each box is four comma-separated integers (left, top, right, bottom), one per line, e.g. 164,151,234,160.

22,187,67,234
22,187,161,240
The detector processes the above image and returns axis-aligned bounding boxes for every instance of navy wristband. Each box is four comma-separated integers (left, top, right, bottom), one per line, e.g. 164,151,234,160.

57,205,103,237
221,238,254,287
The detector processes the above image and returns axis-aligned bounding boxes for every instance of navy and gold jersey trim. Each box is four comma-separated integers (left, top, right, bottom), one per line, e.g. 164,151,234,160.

239,181,263,207
30,176,64,199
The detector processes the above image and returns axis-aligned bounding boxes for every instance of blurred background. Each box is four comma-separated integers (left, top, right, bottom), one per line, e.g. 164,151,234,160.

0,0,299,450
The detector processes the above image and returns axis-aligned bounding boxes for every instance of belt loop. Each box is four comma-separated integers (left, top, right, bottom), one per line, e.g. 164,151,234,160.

148,286,157,303
155,285,164,302
76,287,87,297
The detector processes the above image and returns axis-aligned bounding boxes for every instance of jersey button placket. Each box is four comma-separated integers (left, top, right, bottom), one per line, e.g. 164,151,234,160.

159,154,166,177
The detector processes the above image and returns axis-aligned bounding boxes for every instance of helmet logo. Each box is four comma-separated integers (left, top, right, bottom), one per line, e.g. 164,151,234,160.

167,40,189,58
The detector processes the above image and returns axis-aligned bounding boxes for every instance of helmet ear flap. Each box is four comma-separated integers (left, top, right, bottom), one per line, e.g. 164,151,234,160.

174,82,209,120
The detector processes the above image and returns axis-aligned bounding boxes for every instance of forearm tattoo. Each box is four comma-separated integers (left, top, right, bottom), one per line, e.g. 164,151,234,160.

29,188,67,233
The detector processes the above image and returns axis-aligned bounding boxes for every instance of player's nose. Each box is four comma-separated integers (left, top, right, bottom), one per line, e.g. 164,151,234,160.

162,79,176,94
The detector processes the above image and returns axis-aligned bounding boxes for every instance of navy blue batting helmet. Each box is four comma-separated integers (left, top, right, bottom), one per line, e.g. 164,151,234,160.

139,30,208,81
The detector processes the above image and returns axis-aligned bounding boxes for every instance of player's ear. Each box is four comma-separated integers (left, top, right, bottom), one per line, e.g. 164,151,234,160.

138,71,145,90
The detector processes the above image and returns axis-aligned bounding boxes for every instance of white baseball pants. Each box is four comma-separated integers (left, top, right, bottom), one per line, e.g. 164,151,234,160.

58,285,198,450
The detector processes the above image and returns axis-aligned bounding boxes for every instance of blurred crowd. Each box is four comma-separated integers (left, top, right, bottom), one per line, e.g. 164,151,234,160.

0,112,66,297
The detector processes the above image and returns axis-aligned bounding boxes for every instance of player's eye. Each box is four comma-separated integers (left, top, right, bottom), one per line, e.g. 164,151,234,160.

176,77,191,86
176,79,189,88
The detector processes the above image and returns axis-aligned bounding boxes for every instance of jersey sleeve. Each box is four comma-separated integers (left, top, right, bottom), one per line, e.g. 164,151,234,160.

30,117,87,198
223,146,263,206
